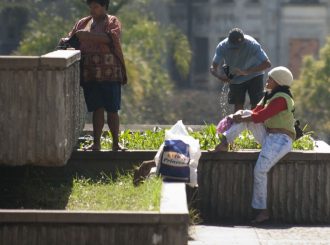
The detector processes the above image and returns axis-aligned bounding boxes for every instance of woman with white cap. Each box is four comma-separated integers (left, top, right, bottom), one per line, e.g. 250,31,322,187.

209,66,295,224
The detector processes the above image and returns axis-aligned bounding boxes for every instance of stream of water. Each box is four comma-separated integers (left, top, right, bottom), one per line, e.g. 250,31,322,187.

218,83,231,120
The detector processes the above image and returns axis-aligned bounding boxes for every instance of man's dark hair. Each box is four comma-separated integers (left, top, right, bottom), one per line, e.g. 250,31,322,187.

86,0,110,10
228,28,245,45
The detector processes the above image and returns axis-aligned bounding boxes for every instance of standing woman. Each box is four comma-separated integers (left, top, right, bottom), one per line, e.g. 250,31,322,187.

60,0,127,151
210,66,296,223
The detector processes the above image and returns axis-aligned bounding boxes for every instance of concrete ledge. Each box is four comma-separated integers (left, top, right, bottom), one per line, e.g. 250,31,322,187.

196,145,330,225
0,50,81,70
0,182,189,245
1,141,329,226
0,56,39,69
68,144,330,224
0,51,85,166
41,50,81,68
70,146,330,162
161,183,188,214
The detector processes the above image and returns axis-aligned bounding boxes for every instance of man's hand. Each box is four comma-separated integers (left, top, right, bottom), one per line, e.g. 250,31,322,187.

210,66,230,83
233,59,272,77
233,68,248,76
209,66,217,75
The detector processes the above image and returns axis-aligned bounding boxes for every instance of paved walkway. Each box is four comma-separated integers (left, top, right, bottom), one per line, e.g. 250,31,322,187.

189,225,330,245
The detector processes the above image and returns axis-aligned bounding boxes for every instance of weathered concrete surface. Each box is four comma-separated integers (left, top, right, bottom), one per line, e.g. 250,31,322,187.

0,50,85,166
188,225,330,245
68,144,330,224
1,140,329,225
195,144,330,224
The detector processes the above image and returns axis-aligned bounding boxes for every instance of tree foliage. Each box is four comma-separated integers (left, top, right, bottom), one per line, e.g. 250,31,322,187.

15,0,192,124
292,37,330,140
119,8,191,123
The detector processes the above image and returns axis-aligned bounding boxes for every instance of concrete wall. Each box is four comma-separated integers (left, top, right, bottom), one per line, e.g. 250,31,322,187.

0,50,85,166
0,183,189,245
196,147,330,224
68,145,330,224
1,142,329,225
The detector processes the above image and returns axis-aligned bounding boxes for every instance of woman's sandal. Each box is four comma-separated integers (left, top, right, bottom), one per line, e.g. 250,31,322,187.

251,210,270,225
112,143,127,152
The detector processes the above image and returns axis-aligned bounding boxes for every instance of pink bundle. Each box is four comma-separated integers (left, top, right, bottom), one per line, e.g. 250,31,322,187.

216,116,233,134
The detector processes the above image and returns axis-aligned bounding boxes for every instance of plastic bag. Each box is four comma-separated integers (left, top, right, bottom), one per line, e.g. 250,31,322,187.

216,116,233,134
154,120,201,187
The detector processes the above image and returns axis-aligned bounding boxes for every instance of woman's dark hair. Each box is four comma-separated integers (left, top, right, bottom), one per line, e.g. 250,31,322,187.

262,86,293,107
86,0,110,10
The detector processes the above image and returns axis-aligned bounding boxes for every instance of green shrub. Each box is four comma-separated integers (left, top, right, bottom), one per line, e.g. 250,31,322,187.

80,124,315,151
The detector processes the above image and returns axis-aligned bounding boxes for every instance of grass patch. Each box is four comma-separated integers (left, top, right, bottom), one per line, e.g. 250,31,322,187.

80,124,315,151
0,169,162,212
66,173,162,211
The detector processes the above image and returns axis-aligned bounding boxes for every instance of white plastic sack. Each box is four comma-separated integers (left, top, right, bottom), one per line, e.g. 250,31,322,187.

154,120,201,187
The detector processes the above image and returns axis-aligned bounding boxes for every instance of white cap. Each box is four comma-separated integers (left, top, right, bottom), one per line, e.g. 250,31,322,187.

268,66,293,87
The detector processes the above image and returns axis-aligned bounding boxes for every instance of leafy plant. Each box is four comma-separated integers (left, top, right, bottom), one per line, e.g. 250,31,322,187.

189,124,220,150
79,124,315,151
292,125,315,150
232,130,261,150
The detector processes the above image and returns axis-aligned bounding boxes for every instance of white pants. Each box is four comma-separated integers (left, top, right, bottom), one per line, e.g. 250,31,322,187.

224,110,293,209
